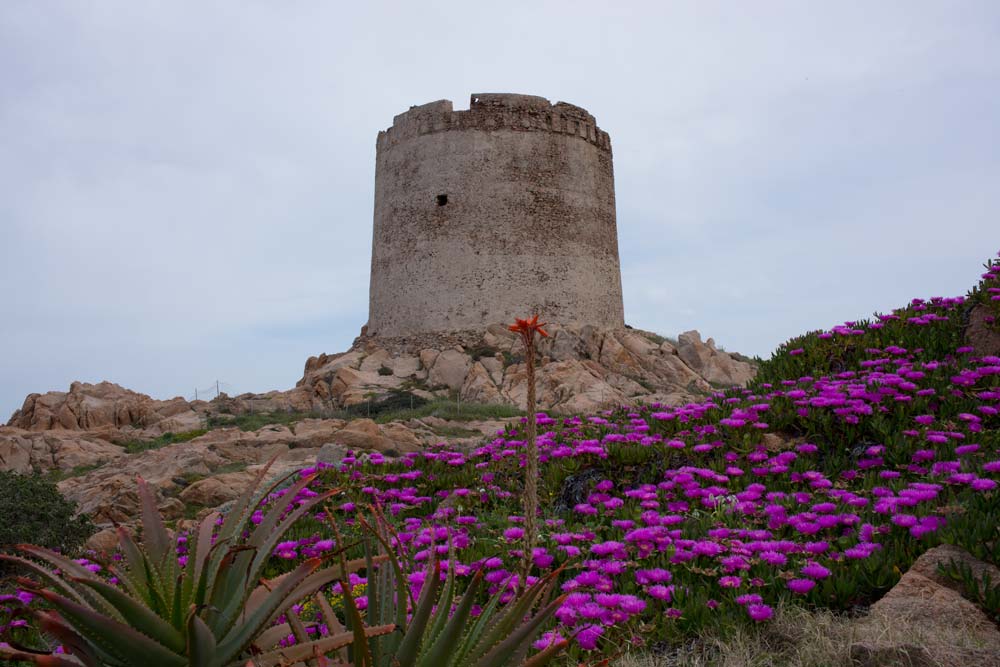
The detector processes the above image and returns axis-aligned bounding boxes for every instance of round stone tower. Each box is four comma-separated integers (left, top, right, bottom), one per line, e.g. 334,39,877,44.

367,93,625,338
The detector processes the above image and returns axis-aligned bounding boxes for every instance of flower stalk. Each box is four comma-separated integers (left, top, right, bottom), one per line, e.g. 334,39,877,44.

509,314,549,583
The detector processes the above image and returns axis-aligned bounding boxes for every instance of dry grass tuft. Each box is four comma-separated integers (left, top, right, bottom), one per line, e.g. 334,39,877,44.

611,602,999,667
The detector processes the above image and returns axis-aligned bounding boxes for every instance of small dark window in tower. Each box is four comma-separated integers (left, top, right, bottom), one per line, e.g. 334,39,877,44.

436,194,448,206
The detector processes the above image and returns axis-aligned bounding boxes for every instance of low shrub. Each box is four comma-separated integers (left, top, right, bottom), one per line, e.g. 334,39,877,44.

0,471,94,566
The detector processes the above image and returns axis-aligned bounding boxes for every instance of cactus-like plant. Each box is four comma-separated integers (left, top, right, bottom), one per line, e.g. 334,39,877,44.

354,513,567,667
212,509,567,667
0,463,392,666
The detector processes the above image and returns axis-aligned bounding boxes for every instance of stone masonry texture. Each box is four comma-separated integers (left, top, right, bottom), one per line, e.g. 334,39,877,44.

367,93,625,337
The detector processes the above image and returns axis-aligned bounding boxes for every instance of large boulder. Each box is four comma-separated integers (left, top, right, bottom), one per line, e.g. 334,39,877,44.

0,427,126,474
461,362,506,404
676,330,755,387
858,546,1000,667
966,305,1000,357
8,381,200,433
292,418,348,447
429,349,472,391
379,423,423,453
330,419,397,452
179,470,258,507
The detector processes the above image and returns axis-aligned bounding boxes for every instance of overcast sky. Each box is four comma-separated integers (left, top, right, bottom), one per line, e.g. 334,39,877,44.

2,2,998,418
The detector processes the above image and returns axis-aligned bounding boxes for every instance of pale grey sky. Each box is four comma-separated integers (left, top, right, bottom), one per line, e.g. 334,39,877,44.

2,2,998,417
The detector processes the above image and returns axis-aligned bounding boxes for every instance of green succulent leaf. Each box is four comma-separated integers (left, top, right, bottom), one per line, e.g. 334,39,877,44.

33,588,185,667
417,570,483,667
252,625,395,667
186,609,218,667
214,557,321,660
71,577,186,654
395,557,440,666
137,477,172,565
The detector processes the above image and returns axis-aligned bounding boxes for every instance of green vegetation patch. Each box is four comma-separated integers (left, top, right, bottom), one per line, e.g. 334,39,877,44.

115,428,208,454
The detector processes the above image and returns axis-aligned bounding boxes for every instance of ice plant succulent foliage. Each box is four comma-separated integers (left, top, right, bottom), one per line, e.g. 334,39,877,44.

0,462,391,666
509,315,549,581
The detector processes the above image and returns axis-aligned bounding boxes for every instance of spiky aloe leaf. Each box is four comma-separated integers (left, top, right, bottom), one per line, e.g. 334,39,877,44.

201,460,283,608
213,557,322,661
374,559,401,667
214,457,278,547
416,571,483,667
31,589,185,667
136,477,172,565
246,473,322,552
394,557,441,666
451,569,561,667
0,556,90,609
242,487,339,592
444,578,506,667
467,570,560,661
340,577,375,667
251,625,396,667
280,558,379,612
112,526,156,608
35,610,105,666
253,621,298,651
185,510,220,607
521,638,569,667
286,606,310,646
70,577,185,654
0,644,84,667
315,590,350,664
472,593,567,667
208,488,337,640
359,513,414,614
422,560,456,649
362,535,381,667
186,610,217,667
136,478,180,619
9,549,121,624
206,546,257,638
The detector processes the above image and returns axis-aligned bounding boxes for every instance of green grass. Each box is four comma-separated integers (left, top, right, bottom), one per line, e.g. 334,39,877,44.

205,410,325,432
371,398,524,423
638,330,677,347
201,396,522,431
114,428,208,454
426,424,487,438
46,463,103,482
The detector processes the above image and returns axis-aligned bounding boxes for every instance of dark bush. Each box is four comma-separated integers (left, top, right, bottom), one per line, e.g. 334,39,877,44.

0,471,94,561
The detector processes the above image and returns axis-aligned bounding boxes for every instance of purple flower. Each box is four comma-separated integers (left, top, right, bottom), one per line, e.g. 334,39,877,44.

503,527,524,542
800,562,831,579
787,578,816,594
747,604,774,621
646,585,673,602
971,478,997,492
575,624,604,650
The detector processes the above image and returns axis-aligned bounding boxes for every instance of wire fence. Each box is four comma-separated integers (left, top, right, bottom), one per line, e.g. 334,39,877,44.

187,380,233,402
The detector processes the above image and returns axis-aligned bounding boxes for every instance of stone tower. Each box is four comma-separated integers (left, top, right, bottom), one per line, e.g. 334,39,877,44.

366,93,625,338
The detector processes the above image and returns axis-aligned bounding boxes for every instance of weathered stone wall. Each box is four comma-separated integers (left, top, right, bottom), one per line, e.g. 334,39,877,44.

367,93,625,338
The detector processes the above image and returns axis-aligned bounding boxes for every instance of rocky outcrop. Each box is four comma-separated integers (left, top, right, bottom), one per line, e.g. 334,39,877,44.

7,381,205,435
41,414,506,525
0,426,126,474
676,330,756,387
292,324,755,416
966,305,1000,357
852,545,1000,667
8,325,753,441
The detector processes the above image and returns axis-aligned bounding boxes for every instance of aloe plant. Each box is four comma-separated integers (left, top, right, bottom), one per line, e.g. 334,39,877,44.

0,462,392,666
351,513,568,667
